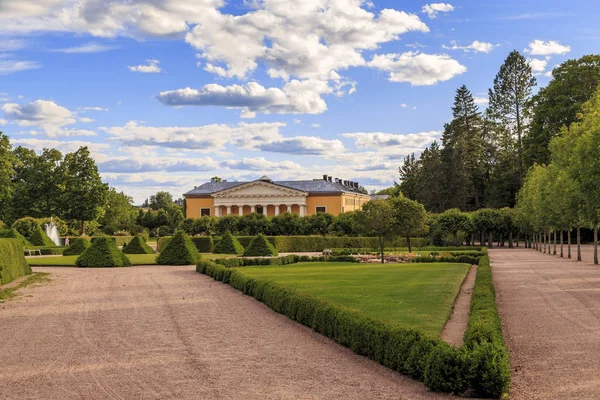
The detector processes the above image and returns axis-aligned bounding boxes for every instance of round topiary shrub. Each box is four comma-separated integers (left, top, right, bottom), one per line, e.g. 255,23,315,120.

29,226,56,247
214,231,244,255
243,234,278,257
122,235,155,254
0,228,34,249
156,231,200,265
76,237,131,268
63,238,91,255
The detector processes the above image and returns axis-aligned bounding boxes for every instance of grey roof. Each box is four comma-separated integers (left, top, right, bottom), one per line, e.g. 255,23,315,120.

184,179,366,196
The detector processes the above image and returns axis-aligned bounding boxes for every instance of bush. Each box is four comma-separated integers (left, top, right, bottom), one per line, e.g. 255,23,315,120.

122,235,155,254
0,229,34,249
75,237,131,268
243,234,278,257
89,236,133,247
11,217,39,238
424,344,473,394
156,231,200,265
0,221,5,230
157,236,214,253
214,231,244,255
63,238,91,256
38,247,65,255
29,226,56,247
0,238,32,285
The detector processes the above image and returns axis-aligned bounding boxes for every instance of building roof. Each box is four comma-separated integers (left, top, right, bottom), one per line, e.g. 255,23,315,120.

184,179,368,196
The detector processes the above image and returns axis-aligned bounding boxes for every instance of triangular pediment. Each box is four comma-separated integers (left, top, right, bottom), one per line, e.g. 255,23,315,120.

213,180,307,197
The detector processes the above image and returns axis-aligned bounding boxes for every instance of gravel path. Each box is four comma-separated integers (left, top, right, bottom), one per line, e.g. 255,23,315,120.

0,266,458,400
490,246,600,399
441,265,477,347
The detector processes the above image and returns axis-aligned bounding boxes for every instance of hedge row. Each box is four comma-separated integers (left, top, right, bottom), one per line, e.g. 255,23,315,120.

0,239,32,285
410,255,481,265
213,255,359,268
63,238,91,256
157,236,214,253
332,246,483,255
0,229,33,249
61,236,134,247
196,253,509,397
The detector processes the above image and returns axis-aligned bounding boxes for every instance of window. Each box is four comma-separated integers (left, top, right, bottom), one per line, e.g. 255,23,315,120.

256,206,264,215
200,208,211,217
316,206,327,213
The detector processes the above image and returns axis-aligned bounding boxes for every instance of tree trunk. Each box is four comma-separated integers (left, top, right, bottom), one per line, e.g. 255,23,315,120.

81,220,86,236
488,232,493,249
453,233,458,247
577,226,582,261
407,236,412,254
515,232,519,248
595,227,598,265
509,232,514,248
379,236,385,264
543,232,546,253
560,230,563,258
553,230,557,255
568,230,572,259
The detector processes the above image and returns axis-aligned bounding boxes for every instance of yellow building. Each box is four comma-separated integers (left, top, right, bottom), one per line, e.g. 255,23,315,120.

184,175,371,218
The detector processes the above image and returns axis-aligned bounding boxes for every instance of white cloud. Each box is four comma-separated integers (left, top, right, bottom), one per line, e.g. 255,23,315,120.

157,80,332,115
79,117,94,123
0,119,7,124
473,96,489,105
50,42,118,54
400,103,408,108
220,157,301,171
367,52,466,85
443,40,495,53
528,58,547,73
129,59,161,73
311,123,321,128
0,58,40,75
10,138,109,154
422,3,454,18
78,106,108,111
0,38,27,52
97,156,218,173
525,40,571,56
258,136,346,156
342,131,440,149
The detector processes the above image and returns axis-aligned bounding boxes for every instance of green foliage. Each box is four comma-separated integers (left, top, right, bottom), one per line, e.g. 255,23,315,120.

122,235,155,254
99,188,136,228
156,231,200,265
29,226,56,247
0,132,15,223
270,212,304,235
424,344,473,394
11,216,39,238
148,191,174,211
75,237,131,268
327,211,361,236
0,238,32,285
63,238,91,255
213,231,244,255
0,228,34,249
243,234,278,257
389,196,429,252
359,200,394,262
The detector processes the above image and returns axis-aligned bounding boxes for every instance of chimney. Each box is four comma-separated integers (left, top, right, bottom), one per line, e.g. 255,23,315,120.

323,174,328,181
354,182,359,189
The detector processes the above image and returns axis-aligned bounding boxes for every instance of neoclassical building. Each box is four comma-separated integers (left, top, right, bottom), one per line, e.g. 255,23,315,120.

184,175,371,218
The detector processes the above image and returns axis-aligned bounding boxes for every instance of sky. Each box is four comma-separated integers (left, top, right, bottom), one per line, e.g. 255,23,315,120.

0,0,598,204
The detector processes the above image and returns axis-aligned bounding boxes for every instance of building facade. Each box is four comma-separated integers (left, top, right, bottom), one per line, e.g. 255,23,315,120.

184,175,371,219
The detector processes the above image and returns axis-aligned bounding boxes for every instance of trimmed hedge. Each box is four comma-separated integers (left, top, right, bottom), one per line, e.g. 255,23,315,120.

63,238,91,256
122,235,155,254
29,226,56,247
157,236,214,253
243,234,278,257
215,255,359,268
39,247,65,255
156,231,200,265
61,236,133,247
75,238,131,268
332,246,483,255
0,239,32,285
410,255,480,265
213,231,244,255
0,229,34,249
197,250,509,398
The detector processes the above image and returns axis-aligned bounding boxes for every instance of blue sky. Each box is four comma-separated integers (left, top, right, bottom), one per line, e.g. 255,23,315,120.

0,0,598,203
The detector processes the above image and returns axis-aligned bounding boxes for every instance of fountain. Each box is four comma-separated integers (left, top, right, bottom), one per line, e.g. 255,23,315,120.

45,217,61,246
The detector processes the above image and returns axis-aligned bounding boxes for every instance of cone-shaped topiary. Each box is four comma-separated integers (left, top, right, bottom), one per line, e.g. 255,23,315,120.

156,231,200,265
29,226,56,247
63,238,91,255
214,231,244,255
0,228,34,249
76,237,131,268
243,234,278,257
122,235,155,254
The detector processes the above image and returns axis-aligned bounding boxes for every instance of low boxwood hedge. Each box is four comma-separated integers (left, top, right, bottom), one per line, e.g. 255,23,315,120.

157,236,214,253
75,238,131,268
0,238,32,285
29,226,56,247
213,231,244,255
0,229,34,249
332,246,483,256
197,250,509,398
122,235,155,254
410,255,480,264
243,234,278,257
39,247,65,255
156,231,200,265
63,238,91,256
214,255,359,268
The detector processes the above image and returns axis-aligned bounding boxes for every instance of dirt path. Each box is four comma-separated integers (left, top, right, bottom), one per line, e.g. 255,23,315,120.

441,265,477,347
0,266,458,400
489,247,600,399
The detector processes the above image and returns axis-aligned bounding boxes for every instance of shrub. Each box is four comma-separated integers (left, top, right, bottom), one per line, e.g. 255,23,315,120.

244,234,278,257
0,221,5,230
156,231,200,265
214,231,244,255
0,229,34,249
424,344,473,394
158,236,213,252
11,217,39,238
89,236,133,247
39,247,65,255
122,235,155,254
63,238,91,256
29,226,56,247
0,238,32,285
75,237,131,268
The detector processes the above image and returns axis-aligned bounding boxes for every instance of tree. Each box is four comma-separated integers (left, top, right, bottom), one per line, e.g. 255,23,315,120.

60,147,108,235
149,191,174,211
358,200,395,263
0,131,15,222
100,188,135,228
437,208,469,246
399,153,419,199
328,211,361,236
303,213,334,236
270,212,303,235
389,196,428,252
525,55,600,167
488,50,536,184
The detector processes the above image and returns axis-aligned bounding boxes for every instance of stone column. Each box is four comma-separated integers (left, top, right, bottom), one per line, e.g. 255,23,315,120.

300,205,306,217
274,205,280,216
215,206,220,217
226,206,232,215
238,206,244,216
251,205,256,213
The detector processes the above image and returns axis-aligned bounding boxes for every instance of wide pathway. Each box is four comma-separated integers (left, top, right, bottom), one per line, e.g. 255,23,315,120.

0,266,456,400
490,246,600,399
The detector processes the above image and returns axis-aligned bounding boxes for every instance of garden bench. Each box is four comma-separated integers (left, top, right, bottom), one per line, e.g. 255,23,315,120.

24,249,42,256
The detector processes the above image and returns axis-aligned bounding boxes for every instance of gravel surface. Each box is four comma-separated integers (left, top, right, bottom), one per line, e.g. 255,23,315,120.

490,246,600,399
0,265,459,400
441,265,476,347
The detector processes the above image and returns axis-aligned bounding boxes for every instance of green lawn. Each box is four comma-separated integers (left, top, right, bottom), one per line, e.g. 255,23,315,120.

27,253,237,266
237,262,469,337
